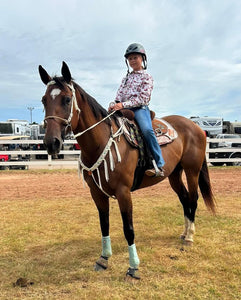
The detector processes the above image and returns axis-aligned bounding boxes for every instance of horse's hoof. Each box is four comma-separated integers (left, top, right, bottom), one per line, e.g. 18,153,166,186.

125,275,140,284
94,256,108,271
125,267,140,283
183,239,193,246
94,263,106,271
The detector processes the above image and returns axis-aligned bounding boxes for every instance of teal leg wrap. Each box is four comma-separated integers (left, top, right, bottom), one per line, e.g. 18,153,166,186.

128,244,140,268
101,236,112,258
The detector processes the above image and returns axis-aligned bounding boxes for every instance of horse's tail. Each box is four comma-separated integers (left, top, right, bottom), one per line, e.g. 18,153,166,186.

199,158,216,214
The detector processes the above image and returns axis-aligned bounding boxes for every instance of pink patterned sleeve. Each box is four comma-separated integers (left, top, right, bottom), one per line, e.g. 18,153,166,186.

115,77,126,103
136,73,153,107
115,73,154,108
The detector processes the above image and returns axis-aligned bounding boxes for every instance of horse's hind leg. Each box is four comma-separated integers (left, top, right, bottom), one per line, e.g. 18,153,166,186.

168,165,198,245
182,169,199,244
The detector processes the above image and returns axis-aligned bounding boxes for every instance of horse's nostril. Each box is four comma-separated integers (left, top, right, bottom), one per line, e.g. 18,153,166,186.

54,138,60,149
44,137,61,155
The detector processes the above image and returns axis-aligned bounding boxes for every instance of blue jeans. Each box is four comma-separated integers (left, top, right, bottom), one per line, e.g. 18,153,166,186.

131,106,165,168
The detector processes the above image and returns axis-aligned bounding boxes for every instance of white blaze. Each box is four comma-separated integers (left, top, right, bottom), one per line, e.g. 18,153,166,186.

50,88,61,100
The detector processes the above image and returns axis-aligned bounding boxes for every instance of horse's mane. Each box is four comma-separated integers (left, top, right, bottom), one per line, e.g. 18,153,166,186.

52,76,110,123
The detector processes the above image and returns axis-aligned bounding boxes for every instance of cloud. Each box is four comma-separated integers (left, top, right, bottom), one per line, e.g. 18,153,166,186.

0,0,241,123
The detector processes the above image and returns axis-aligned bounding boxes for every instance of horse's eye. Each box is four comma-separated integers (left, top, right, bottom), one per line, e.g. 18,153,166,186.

42,96,47,106
63,96,71,106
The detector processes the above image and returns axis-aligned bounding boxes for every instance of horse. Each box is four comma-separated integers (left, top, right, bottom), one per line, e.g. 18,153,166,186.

38,61,215,281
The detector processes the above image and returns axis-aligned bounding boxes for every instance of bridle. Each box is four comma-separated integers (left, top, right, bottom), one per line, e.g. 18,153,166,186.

43,79,122,199
43,80,116,139
44,80,80,133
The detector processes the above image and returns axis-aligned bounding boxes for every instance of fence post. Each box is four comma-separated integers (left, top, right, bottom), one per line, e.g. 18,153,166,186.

48,154,52,169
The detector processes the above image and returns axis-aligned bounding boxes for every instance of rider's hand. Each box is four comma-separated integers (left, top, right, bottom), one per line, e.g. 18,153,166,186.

108,102,123,112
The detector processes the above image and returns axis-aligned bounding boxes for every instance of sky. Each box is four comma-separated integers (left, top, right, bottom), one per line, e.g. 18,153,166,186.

0,0,241,124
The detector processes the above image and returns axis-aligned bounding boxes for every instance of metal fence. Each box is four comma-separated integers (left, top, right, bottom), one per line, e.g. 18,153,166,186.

0,138,241,169
0,139,80,169
206,137,241,165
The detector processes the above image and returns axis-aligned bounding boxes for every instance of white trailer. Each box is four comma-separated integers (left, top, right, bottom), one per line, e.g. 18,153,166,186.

190,116,223,137
0,119,31,137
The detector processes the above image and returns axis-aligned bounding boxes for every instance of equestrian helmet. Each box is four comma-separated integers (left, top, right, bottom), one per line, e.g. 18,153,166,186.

124,43,147,60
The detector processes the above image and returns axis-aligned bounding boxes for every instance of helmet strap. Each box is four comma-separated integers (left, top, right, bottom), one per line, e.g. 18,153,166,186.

142,55,147,69
125,58,130,73
124,59,130,85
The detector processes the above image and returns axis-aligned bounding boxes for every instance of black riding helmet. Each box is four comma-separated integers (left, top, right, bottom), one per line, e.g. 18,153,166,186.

124,43,147,70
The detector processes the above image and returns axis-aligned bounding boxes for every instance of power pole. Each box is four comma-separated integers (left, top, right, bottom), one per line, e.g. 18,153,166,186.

27,107,34,124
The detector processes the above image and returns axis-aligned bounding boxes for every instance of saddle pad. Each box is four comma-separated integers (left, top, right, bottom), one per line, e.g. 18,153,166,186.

152,118,178,145
116,116,178,147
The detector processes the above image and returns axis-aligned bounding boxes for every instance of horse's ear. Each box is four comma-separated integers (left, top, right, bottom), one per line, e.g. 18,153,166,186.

38,65,52,85
61,61,72,84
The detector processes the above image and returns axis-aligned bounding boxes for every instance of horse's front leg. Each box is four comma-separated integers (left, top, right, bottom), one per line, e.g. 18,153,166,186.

117,189,140,281
92,193,112,271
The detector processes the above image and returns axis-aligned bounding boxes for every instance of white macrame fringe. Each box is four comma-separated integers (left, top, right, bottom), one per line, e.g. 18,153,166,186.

104,159,109,182
78,124,124,199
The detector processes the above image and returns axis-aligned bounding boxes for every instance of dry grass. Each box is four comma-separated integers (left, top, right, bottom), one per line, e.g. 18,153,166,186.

0,168,240,299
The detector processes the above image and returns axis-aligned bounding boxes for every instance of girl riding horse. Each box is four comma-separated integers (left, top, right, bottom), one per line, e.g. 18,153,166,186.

39,61,215,280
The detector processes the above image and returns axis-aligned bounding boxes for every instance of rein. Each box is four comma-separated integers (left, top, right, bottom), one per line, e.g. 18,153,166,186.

74,110,116,139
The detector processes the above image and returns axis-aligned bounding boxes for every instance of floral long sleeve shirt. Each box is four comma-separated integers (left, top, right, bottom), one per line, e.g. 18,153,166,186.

115,70,153,108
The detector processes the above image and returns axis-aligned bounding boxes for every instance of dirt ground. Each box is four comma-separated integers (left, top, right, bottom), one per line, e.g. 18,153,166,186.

1,168,241,205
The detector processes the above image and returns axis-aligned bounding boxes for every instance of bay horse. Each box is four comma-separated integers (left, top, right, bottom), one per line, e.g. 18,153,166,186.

38,62,215,280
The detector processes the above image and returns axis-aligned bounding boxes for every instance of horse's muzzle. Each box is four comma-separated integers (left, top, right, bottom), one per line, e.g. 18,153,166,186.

43,136,62,155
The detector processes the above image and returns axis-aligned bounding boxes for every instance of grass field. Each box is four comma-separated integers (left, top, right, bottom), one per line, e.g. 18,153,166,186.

0,168,240,299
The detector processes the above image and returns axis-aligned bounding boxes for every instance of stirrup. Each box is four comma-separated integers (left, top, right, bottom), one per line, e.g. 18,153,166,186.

145,167,164,177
